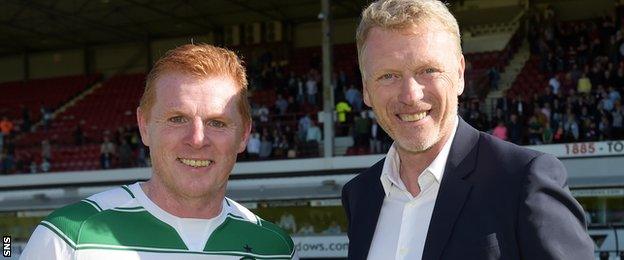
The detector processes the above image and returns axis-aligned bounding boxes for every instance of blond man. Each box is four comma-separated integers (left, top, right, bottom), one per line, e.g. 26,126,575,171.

341,0,594,259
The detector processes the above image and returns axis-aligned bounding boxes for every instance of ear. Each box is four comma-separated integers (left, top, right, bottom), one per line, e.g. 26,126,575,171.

457,54,465,96
237,121,252,153
137,107,151,147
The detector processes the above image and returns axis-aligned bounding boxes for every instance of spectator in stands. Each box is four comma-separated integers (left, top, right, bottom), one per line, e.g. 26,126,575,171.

297,114,313,141
73,124,84,146
0,116,13,137
1,150,14,175
322,221,342,235
99,136,115,169
369,116,383,154
507,114,523,144
612,101,623,138
548,74,561,94
541,120,553,143
577,72,592,94
564,113,580,141
40,158,51,173
29,161,37,174
492,120,508,141
527,115,544,145
510,96,528,119
40,104,53,131
274,94,288,115
345,84,363,111
335,98,352,136
305,75,318,105
286,96,300,114
297,222,315,235
305,120,322,156
584,120,598,141
118,138,133,168
278,212,297,234
352,112,370,148
295,77,306,105
273,133,290,158
258,133,273,159
257,104,270,123
608,85,621,103
41,140,51,161
487,66,500,90
246,132,261,160
599,115,613,140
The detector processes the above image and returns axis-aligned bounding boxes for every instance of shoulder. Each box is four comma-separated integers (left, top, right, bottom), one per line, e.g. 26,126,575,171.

476,131,566,183
39,185,136,248
220,198,295,257
477,132,544,166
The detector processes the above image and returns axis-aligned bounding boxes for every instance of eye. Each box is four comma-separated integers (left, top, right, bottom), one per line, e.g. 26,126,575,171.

424,68,438,74
376,73,400,85
379,73,394,80
168,116,187,124
207,120,226,128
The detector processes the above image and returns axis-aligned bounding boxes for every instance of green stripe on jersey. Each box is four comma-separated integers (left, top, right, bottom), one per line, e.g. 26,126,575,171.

204,216,294,257
43,200,102,247
77,209,187,250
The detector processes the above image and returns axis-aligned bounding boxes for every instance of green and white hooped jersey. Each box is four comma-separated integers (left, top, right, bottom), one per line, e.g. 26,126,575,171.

20,183,296,260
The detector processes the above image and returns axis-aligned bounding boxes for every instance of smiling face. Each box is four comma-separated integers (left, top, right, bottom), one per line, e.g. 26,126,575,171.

137,72,250,199
361,25,465,154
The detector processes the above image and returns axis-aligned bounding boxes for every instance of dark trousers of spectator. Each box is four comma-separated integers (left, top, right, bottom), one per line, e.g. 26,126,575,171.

100,153,112,169
302,141,319,157
354,133,370,147
613,127,623,139
247,152,259,160
370,138,382,154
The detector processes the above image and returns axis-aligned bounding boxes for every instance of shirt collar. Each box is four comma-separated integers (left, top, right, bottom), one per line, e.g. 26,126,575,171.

380,116,459,196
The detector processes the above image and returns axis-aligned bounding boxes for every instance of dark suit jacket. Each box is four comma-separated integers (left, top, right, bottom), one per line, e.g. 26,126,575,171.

341,118,594,260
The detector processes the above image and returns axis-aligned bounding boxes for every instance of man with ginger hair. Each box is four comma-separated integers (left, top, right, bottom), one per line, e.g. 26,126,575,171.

22,44,296,259
341,0,593,259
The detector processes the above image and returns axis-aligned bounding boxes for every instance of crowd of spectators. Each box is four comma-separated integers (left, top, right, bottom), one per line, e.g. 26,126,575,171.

236,48,395,160
473,7,624,145
9,9,624,174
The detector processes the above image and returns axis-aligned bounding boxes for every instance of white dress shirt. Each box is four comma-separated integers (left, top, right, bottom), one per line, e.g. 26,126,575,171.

367,117,458,260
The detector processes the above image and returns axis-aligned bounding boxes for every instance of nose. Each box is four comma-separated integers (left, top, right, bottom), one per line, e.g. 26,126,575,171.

398,76,424,105
186,118,208,149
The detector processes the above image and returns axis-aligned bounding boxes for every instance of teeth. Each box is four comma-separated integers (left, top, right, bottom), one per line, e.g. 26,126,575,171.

399,112,427,122
179,158,213,168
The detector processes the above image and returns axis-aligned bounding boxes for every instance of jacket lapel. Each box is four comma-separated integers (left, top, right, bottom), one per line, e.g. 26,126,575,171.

422,118,480,260
350,159,385,260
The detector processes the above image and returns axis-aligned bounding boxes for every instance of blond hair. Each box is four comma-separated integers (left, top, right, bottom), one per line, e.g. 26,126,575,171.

356,0,462,76
139,44,251,127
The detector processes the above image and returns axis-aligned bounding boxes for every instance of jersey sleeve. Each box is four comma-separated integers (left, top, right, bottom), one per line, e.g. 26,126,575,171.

19,225,75,260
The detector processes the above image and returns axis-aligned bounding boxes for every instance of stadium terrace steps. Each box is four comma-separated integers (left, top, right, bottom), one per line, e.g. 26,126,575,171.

14,73,145,172
0,75,100,126
484,39,532,116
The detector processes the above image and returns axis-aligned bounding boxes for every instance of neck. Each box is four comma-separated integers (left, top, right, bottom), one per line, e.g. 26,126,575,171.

397,124,454,197
141,181,224,219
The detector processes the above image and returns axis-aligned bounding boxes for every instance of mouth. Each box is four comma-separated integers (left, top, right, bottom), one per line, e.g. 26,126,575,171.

397,111,429,122
177,158,214,168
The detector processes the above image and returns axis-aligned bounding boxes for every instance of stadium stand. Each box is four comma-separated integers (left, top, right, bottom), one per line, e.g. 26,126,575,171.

487,13,624,145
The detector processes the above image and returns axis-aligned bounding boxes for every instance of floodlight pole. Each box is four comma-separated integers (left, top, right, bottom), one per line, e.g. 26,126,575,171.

321,0,334,158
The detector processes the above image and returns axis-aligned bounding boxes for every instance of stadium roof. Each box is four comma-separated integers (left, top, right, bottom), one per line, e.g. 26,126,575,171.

0,0,371,56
